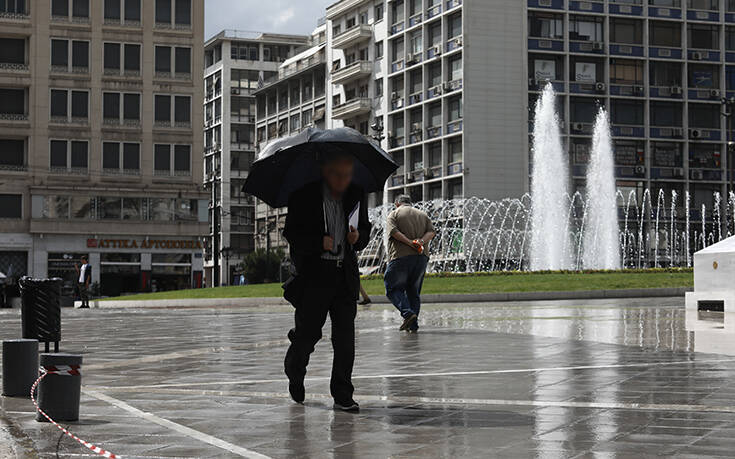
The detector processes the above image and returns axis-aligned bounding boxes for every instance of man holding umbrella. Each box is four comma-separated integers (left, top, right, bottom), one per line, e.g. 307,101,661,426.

243,128,397,411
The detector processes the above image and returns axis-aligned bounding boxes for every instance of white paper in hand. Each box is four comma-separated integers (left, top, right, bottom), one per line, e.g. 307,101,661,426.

348,202,360,230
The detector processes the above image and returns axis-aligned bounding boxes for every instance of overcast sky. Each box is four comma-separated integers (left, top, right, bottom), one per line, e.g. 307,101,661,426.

205,0,334,41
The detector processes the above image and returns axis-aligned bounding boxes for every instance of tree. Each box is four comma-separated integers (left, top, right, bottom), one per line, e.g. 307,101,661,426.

240,249,284,284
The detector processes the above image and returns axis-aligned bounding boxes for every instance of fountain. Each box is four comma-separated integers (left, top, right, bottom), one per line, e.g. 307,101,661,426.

360,84,734,274
529,84,572,271
582,107,621,270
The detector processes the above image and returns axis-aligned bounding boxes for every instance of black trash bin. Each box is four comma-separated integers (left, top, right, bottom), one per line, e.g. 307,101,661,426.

19,277,62,353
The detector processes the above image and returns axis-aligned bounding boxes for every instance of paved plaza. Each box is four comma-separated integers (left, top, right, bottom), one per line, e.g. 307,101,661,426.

3,298,735,458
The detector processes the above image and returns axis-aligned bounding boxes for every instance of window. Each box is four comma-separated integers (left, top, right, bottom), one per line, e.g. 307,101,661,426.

0,139,25,168
689,24,719,49
448,13,462,39
650,21,681,47
650,61,682,86
610,18,643,44
0,194,21,219
50,39,88,72
610,59,644,85
611,100,644,125
688,0,718,10
52,0,88,19
375,41,384,59
689,103,720,129
374,3,384,21
650,102,683,126
0,88,25,116
0,0,26,15
428,142,441,167
103,92,140,124
528,13,563,39
103,142,140,173
154,144,191,176
49,140,88,172
375,78,384,97
448,96,462,122
428,103,441,128
50,89,88,122
448,137,462,164
156,0,190,27
689,64,719,88
106,0,140,23
154,95,191,127
104,42,140,75
569,15,603,42
0,38,25,65
155,46,190,77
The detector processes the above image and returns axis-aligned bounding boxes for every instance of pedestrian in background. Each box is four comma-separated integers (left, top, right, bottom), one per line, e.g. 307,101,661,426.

74,255,91,309
384,195,436,332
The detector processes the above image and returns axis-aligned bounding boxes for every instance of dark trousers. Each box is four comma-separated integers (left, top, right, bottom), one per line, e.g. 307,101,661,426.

384,255,429,331
77,283,89,307
284,263,357,402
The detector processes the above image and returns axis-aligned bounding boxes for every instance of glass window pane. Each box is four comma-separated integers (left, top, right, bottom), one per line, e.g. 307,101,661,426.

50,140,67,167
104,0,120,19
155,95,171,121
123,93,139,120
154,144,170,171
72,0,88,17
50,89,67,117
174,0,190,25
51,0,68,16
0,139,24,167
102,142,119,169
124,44,140,71
51,39,68,67
174,145,190,171
175,47,190,74
71,91,88,118
150,198,174,221
123,143,139,170
72,41,88,68
70,141,87,168
122,198,141,220
155,0,171,23
100,197,122,219
155,46,171,72
104,43,120,69
174,96,190,122
124,0,140,21
0,38,25,64
103,92,119,119
70,196,92,219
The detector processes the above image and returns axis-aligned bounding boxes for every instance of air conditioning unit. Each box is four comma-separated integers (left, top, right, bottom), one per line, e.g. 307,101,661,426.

635,165,646,176
411,122,422,131
672,128,684,137
692,51,704,60
634,86,644,95
528,78,538,89
595,82,607,93
231,88,240,95
690,129,702,139
406,53,417,64
592,42,604,51
691,169,704,180
424,167,434,178
454,37,463,47
674,167,685,178
671,86,683,95
572,122,584,131
710,89,721,98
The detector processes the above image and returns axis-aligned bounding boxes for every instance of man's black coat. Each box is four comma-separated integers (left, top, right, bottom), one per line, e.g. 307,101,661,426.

283,180,371,302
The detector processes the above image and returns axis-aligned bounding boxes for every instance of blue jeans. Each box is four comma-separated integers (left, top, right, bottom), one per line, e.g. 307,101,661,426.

384,255,428,330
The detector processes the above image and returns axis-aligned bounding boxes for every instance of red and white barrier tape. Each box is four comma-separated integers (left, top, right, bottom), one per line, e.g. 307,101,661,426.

31,367,121,459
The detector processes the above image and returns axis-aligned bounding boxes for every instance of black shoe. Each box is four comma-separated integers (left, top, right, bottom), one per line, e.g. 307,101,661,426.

333,399,360,412
399,314,417,331
288,381,305,404
358,298,372,305
79,304,89,309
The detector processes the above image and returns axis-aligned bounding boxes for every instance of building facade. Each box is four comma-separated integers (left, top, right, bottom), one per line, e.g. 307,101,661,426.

203,31,309,285
0,0,207,298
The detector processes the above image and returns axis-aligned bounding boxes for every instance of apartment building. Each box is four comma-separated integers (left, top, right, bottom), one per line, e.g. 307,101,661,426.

203,31,309,285
0,0,207,298
527,0,734,222
252,25,328,252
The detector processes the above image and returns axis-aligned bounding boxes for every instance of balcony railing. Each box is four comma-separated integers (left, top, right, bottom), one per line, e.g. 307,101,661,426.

0,62,28,72
0,113,28,121
331,60,373,85
332,24,372,49
331,98,371,119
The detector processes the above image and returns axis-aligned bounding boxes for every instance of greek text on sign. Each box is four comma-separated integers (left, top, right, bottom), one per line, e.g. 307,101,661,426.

87,239,203,250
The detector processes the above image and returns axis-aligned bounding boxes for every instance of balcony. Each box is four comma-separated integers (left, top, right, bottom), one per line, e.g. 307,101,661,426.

326,0,371,20
608,3,642,16
332,98,371,119
649,6,682,19
332,24,372,50
426,126,442,139
447,119,463,134
331,61,373,85
446,36,463,53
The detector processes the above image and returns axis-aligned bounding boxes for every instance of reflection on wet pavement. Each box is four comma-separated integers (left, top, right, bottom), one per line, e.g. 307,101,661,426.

2,297,735,458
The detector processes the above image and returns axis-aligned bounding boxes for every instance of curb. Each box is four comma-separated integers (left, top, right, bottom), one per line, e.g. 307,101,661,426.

89,287,692,309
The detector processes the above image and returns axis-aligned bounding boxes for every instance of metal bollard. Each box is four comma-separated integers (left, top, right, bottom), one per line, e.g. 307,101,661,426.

2,339,39,397
36,353,82,422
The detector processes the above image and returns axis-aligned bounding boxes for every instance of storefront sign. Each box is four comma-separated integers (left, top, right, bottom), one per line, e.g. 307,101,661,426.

534,59,556,81
87,239,203,250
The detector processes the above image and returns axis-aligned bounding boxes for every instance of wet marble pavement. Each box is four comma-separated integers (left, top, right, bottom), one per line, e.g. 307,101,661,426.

2,298,735,458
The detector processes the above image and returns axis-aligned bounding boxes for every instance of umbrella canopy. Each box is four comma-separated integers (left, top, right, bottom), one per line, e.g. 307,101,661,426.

243,127,397,208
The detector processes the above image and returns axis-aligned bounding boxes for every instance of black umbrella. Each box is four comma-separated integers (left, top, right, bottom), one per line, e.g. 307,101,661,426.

242,127,398,208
